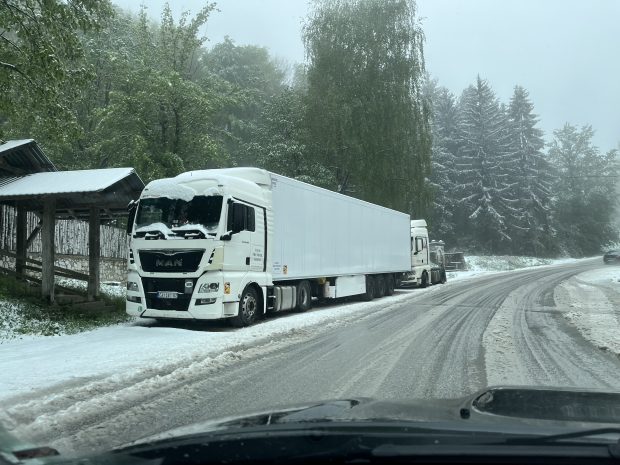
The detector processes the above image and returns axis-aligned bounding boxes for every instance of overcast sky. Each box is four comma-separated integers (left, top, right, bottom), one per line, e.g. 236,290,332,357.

116,0,619,151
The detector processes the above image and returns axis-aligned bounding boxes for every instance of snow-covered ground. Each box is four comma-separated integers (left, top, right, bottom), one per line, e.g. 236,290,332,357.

0,287,447,402
0,256,600,404
0,279,126,342
555,266,620,355
447,255,581,282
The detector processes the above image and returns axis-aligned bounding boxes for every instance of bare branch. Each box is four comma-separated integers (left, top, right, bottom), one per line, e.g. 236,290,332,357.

0,60,33,84
0,32,23,52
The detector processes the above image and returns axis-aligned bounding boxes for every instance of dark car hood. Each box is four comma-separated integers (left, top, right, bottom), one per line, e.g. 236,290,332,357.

122,385,620,447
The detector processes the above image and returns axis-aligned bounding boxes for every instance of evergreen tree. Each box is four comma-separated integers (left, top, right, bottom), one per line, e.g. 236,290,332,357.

424,80,459,242
548,124,619,256
455,76,516,252
506,86,556,255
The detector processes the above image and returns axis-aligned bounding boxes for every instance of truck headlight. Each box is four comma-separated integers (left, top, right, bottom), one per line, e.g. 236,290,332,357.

198,282,219,293
127,281,139,292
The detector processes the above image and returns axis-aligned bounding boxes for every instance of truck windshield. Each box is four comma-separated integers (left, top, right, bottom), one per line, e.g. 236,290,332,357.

135,196,223,232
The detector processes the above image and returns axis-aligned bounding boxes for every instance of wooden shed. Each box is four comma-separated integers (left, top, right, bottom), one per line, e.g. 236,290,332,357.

0,139,144,302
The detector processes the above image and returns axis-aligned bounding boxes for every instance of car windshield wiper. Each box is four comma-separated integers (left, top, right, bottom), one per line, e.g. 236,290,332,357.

123,424,620,465
506,427,620,444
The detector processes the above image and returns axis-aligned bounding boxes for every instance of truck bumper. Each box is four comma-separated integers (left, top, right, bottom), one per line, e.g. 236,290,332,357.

126,271,239,320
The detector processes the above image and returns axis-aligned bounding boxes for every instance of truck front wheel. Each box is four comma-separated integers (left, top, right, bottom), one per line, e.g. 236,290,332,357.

420,271,429,288
230,286,260,327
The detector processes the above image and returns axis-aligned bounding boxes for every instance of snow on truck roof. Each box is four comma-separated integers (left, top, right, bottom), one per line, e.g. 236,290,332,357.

142,167,411,218
142,168,269,204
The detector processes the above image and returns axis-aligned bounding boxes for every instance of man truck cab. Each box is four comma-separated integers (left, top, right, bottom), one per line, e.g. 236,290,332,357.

126,168,412,326
403,220,447,287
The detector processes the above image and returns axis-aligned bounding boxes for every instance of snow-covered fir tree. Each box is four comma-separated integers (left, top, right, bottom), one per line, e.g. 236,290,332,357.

455,76,516,252
506,86,556,255
424,80,459,243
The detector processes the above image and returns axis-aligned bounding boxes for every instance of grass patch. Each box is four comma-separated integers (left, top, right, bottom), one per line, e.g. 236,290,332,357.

0,273,132,342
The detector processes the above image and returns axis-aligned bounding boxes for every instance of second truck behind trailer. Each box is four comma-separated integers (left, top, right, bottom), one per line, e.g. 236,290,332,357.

126,168,412,326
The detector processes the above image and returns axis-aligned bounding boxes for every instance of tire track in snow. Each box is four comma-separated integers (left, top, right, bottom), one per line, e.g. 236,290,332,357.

484,265,620,388
4,261,615,455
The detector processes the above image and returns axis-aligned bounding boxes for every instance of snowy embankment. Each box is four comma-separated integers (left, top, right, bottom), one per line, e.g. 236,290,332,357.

555,266,620,355
448,255,580,281
0,280,126,342
0,256,592,403
0,287,444,402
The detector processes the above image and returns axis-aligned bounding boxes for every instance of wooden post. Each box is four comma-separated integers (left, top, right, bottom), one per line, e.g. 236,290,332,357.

88,207,101,301
41,199,56,302
15,206,27,277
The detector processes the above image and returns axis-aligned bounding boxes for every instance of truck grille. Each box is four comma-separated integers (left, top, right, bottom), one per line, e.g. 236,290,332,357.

142,277,197,312
139,249,205,273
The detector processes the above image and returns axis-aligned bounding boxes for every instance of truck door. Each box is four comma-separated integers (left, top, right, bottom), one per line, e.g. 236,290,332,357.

412,236,428,268
250,207,266,272
225,201,255,271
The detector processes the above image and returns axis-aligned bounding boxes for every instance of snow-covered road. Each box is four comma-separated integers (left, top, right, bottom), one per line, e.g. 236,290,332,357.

1,259,619,455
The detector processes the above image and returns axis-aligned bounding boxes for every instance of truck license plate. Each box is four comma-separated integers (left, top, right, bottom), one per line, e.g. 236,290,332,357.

157,291,178,299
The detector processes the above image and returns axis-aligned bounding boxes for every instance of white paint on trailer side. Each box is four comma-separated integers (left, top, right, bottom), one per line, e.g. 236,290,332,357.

270,173,411,281
333,275,366,298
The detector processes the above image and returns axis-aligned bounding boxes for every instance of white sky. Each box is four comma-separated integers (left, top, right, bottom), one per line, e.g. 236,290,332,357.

116,0,620,151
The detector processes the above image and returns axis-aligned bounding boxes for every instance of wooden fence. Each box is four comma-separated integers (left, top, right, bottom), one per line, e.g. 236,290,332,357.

0,205,128,258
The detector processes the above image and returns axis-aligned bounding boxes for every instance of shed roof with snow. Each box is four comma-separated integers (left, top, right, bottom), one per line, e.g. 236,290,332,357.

0,140,144,220
0,138,145,302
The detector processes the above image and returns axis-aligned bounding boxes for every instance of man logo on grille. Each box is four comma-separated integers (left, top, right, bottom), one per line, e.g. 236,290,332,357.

156,258,183,267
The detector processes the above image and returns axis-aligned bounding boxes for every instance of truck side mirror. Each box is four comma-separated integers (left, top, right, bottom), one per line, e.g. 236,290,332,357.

127,200,137,236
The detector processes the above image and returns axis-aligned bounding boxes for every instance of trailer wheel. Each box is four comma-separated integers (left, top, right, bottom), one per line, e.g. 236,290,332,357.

362,275,375,301
385,275,395,296
295,280,313,312
375,275,386,298
230,286,259,327
420,271,429,288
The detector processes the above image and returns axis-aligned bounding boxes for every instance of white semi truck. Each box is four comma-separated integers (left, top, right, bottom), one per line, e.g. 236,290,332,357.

405,219,447,287
126,168,412,326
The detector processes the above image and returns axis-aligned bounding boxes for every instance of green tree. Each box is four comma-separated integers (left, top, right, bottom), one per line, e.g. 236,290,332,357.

303,0,431,214
0,0,113,142
46,3,226,181
242,87,335,187
201,37,287,166
548,124,619,256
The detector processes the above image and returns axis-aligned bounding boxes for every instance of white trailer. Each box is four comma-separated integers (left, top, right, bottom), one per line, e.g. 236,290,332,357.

126,168,411,326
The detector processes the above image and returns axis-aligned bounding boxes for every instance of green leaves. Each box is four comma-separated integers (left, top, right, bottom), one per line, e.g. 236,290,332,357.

548,124,619,256
303,0,431,213
0,0,114,141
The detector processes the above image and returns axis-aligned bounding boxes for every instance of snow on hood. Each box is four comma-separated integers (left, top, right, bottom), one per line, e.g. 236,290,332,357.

142,178,224,202
135,222,175,236
171,223,217,236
